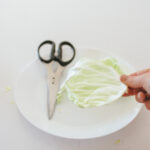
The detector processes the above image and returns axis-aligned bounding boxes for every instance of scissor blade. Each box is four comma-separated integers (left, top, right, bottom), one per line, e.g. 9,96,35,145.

47,77,60,119
47,63,64,120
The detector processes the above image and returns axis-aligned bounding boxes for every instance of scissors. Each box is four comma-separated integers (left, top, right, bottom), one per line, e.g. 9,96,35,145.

38,40,76,119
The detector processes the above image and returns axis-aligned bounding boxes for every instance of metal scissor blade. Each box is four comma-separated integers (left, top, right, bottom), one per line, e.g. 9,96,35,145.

47,77,60,119
47,63,64,120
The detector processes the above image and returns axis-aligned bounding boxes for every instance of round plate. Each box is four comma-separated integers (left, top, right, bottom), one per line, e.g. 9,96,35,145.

14,49,142,139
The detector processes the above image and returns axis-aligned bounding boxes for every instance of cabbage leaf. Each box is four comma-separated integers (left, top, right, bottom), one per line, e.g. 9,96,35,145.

57,57,127,108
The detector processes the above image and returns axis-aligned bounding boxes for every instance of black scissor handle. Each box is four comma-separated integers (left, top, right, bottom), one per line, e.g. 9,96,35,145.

56,41,76,66
38,40,55,63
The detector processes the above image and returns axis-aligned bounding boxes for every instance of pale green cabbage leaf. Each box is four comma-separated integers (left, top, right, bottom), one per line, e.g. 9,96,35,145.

57,57,127,108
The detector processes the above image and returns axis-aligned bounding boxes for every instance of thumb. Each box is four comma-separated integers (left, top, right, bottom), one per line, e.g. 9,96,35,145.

120,74,143,88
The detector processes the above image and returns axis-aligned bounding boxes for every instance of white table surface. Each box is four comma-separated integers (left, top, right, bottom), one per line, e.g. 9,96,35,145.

1,0,150,149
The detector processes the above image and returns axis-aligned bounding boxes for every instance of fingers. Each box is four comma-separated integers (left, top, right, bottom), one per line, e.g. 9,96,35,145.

135,91,150,110
120,74,143,88
130,68,150,76
123,88,141,96
135,91,146,103
145,100,150,110
144,94,150,110
121,69,150,111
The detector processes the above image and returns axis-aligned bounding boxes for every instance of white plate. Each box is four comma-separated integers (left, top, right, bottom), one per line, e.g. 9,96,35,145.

14,49,142,139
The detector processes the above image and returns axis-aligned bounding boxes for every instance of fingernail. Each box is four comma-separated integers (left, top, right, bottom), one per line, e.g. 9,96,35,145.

120,75,128,81
137,92,141,99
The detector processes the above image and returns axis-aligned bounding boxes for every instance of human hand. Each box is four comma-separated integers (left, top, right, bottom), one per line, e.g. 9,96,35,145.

120,68,150,110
